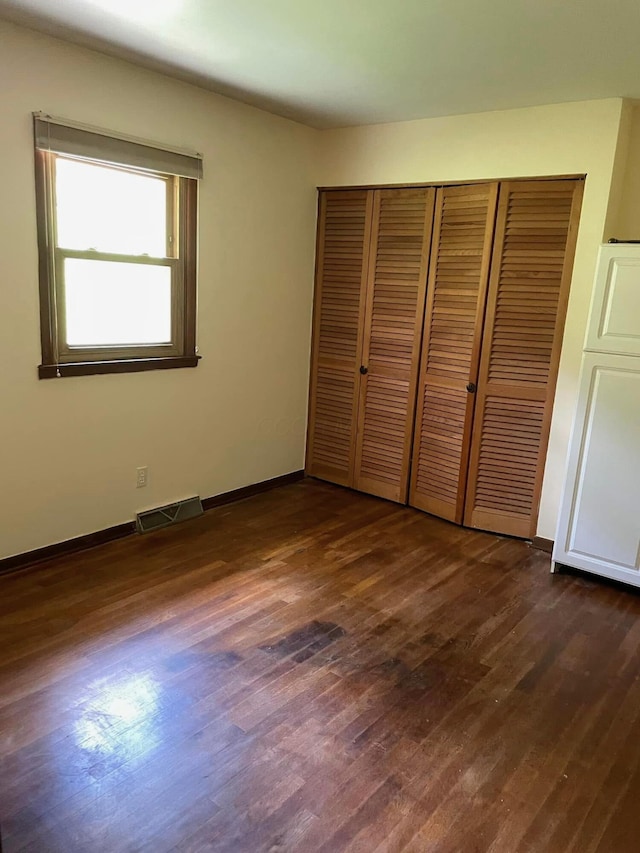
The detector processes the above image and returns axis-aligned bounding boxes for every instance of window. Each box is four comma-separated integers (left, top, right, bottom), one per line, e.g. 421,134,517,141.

33,114,202,378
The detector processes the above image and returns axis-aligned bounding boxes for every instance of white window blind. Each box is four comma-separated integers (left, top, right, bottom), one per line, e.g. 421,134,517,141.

33,113,203,180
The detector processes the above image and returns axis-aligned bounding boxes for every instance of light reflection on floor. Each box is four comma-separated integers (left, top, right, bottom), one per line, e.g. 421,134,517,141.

73,672,162,766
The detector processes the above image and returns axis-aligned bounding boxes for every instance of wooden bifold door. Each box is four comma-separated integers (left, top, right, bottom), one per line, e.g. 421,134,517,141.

306,178,583,539
354,188,435,502
462,180,583,537
409,182,499,523
306,187,435,502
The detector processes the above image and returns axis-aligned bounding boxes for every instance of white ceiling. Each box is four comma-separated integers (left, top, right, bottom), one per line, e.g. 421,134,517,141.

1,0,640,128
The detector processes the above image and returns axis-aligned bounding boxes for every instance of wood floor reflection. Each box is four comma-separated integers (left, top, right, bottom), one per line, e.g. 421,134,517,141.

2,479,640,852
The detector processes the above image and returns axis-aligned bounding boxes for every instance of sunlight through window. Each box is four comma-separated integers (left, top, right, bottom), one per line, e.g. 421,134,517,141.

65,259,172,346
56,157,167,257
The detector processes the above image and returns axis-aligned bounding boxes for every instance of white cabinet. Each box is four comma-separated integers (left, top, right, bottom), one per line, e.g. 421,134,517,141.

553,245,640,586
553,354,640,584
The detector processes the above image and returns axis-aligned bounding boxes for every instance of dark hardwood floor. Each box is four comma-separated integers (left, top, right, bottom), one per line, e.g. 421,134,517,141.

2,479,640,852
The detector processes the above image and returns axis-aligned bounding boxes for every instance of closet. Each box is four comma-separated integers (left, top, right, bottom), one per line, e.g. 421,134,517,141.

306,178,583,539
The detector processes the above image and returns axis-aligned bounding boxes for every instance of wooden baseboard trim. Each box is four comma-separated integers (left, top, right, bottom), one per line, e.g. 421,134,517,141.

532,536,554,554
0,521,137,576
0,470,305,576
201,470,305,511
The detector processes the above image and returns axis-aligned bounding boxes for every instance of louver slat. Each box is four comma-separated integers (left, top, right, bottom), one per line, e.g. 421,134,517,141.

306,191,373,485
409,184,498,522
464,180,583,537
355,188,435,502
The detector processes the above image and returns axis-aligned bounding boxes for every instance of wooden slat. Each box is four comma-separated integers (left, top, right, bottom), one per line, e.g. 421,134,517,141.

306,191,373,485
409,183,498,522
464,179,584,537
354,188,435,503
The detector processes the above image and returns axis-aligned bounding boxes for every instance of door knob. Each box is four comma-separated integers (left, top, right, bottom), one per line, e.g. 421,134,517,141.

466,382,476,393
360,366,368,375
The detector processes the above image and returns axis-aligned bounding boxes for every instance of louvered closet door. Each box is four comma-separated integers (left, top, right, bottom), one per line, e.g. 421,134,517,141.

353,188,435,502
464,179,584,538
306,190,373,486
409,183,498,522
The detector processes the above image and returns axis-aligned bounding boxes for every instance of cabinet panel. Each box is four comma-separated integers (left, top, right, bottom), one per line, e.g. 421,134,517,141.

409,183,498,522
554,354,640,583
585,245,640,355
354,188,435,502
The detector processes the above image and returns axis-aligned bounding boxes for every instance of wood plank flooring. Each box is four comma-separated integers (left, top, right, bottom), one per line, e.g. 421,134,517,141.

2,479,640,852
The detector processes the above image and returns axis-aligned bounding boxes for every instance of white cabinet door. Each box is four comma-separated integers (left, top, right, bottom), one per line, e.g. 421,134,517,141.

586,245,640,356
553,352,640,585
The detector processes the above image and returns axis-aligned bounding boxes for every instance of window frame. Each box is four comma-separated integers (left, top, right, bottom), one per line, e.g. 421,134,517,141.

34,124,200,379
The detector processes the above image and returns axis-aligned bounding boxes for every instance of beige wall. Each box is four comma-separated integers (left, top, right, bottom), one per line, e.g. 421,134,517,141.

602,100,633,239
612,102,640,238
317,99,626,539
0,20,318,560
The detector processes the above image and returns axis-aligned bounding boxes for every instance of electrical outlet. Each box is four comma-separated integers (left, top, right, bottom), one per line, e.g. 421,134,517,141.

136,466,148,488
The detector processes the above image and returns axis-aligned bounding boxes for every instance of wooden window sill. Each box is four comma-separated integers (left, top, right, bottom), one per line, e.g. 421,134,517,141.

38,355,201,379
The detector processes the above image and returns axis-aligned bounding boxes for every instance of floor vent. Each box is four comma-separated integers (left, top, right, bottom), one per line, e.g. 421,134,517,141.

136,496,203,534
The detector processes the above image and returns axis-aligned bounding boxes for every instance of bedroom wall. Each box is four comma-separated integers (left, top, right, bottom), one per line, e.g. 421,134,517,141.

316,99,626,540
611,102,640,239
0,19,318,560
